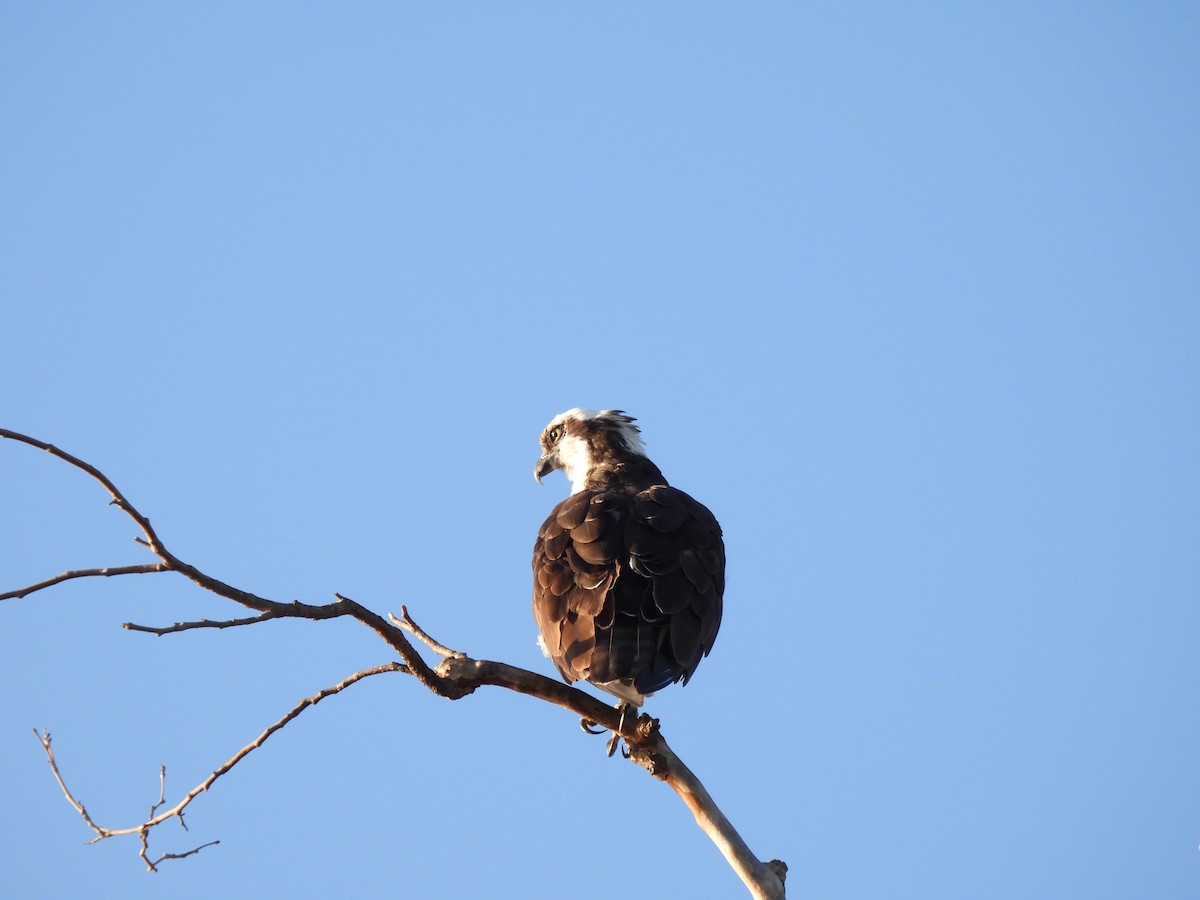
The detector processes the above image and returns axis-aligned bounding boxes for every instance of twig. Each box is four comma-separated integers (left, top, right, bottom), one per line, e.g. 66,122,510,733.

32,664,406,870
34,729,111,839
122,610,286,636
0,564,169,602
0,429,168,555
170,661,409,817
148,765,167,819
141,835,220,872
388,603,464,658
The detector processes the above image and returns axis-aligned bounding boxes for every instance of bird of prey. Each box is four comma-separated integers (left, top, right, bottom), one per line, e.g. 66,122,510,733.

532,408,724,723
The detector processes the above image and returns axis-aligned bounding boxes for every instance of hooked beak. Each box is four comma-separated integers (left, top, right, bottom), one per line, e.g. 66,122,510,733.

534,452,558,483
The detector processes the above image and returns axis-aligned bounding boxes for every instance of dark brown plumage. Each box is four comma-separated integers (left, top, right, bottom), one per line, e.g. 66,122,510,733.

532,409,724,706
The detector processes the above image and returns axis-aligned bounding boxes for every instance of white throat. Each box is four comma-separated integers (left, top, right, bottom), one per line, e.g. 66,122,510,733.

556,433,594,494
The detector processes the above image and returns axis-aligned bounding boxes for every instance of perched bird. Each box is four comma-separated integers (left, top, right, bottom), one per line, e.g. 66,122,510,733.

532,408,724,717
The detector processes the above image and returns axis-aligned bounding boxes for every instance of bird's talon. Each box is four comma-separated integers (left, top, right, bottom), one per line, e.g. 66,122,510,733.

605,732,622,757
580,717,606,735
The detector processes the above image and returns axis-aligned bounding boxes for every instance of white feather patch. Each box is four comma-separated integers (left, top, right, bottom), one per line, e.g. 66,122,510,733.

555,432,594,494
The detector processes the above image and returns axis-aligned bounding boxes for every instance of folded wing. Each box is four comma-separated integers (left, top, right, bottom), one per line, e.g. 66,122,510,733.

532,485,724,699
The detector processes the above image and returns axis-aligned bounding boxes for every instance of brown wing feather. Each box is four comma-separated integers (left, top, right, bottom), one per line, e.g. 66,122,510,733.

532,485,724,695
532,491,618,682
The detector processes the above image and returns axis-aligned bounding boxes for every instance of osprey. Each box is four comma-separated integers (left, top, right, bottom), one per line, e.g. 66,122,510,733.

532,408,724,710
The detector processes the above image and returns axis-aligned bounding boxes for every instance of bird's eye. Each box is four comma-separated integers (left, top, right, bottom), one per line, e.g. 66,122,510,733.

548,426,563,443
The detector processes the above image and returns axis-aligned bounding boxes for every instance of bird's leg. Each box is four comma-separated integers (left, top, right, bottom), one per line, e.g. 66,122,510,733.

604,702,633,757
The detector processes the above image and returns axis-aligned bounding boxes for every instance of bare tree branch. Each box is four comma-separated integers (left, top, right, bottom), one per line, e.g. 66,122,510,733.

410,652,787,899
626,724,788,899
122,609,288,636
32,663,407,871
0,564,170,602
34,729,112,839
140,835,220,872
148,765,168,819
2,428,786,897
0,428,454,693
389,603,464,658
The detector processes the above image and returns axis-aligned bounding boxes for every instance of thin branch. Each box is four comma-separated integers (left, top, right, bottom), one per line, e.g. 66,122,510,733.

158,663,411,828
32,664,406,870
0,429,448,690
122,609,287,636
0,429,166,552
0,429,294,614
389,603,464,658
167,661,409,819
141,835,220,872
0,564,169,602
34,729,111,839
148,766,167,819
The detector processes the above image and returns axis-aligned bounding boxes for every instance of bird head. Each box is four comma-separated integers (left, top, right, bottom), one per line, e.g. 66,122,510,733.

534,408,646,494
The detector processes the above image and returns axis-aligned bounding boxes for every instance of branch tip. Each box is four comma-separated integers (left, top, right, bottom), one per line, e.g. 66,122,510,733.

389,607,464,659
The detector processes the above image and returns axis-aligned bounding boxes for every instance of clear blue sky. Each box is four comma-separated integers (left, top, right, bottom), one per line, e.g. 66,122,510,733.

2,4,1197,898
